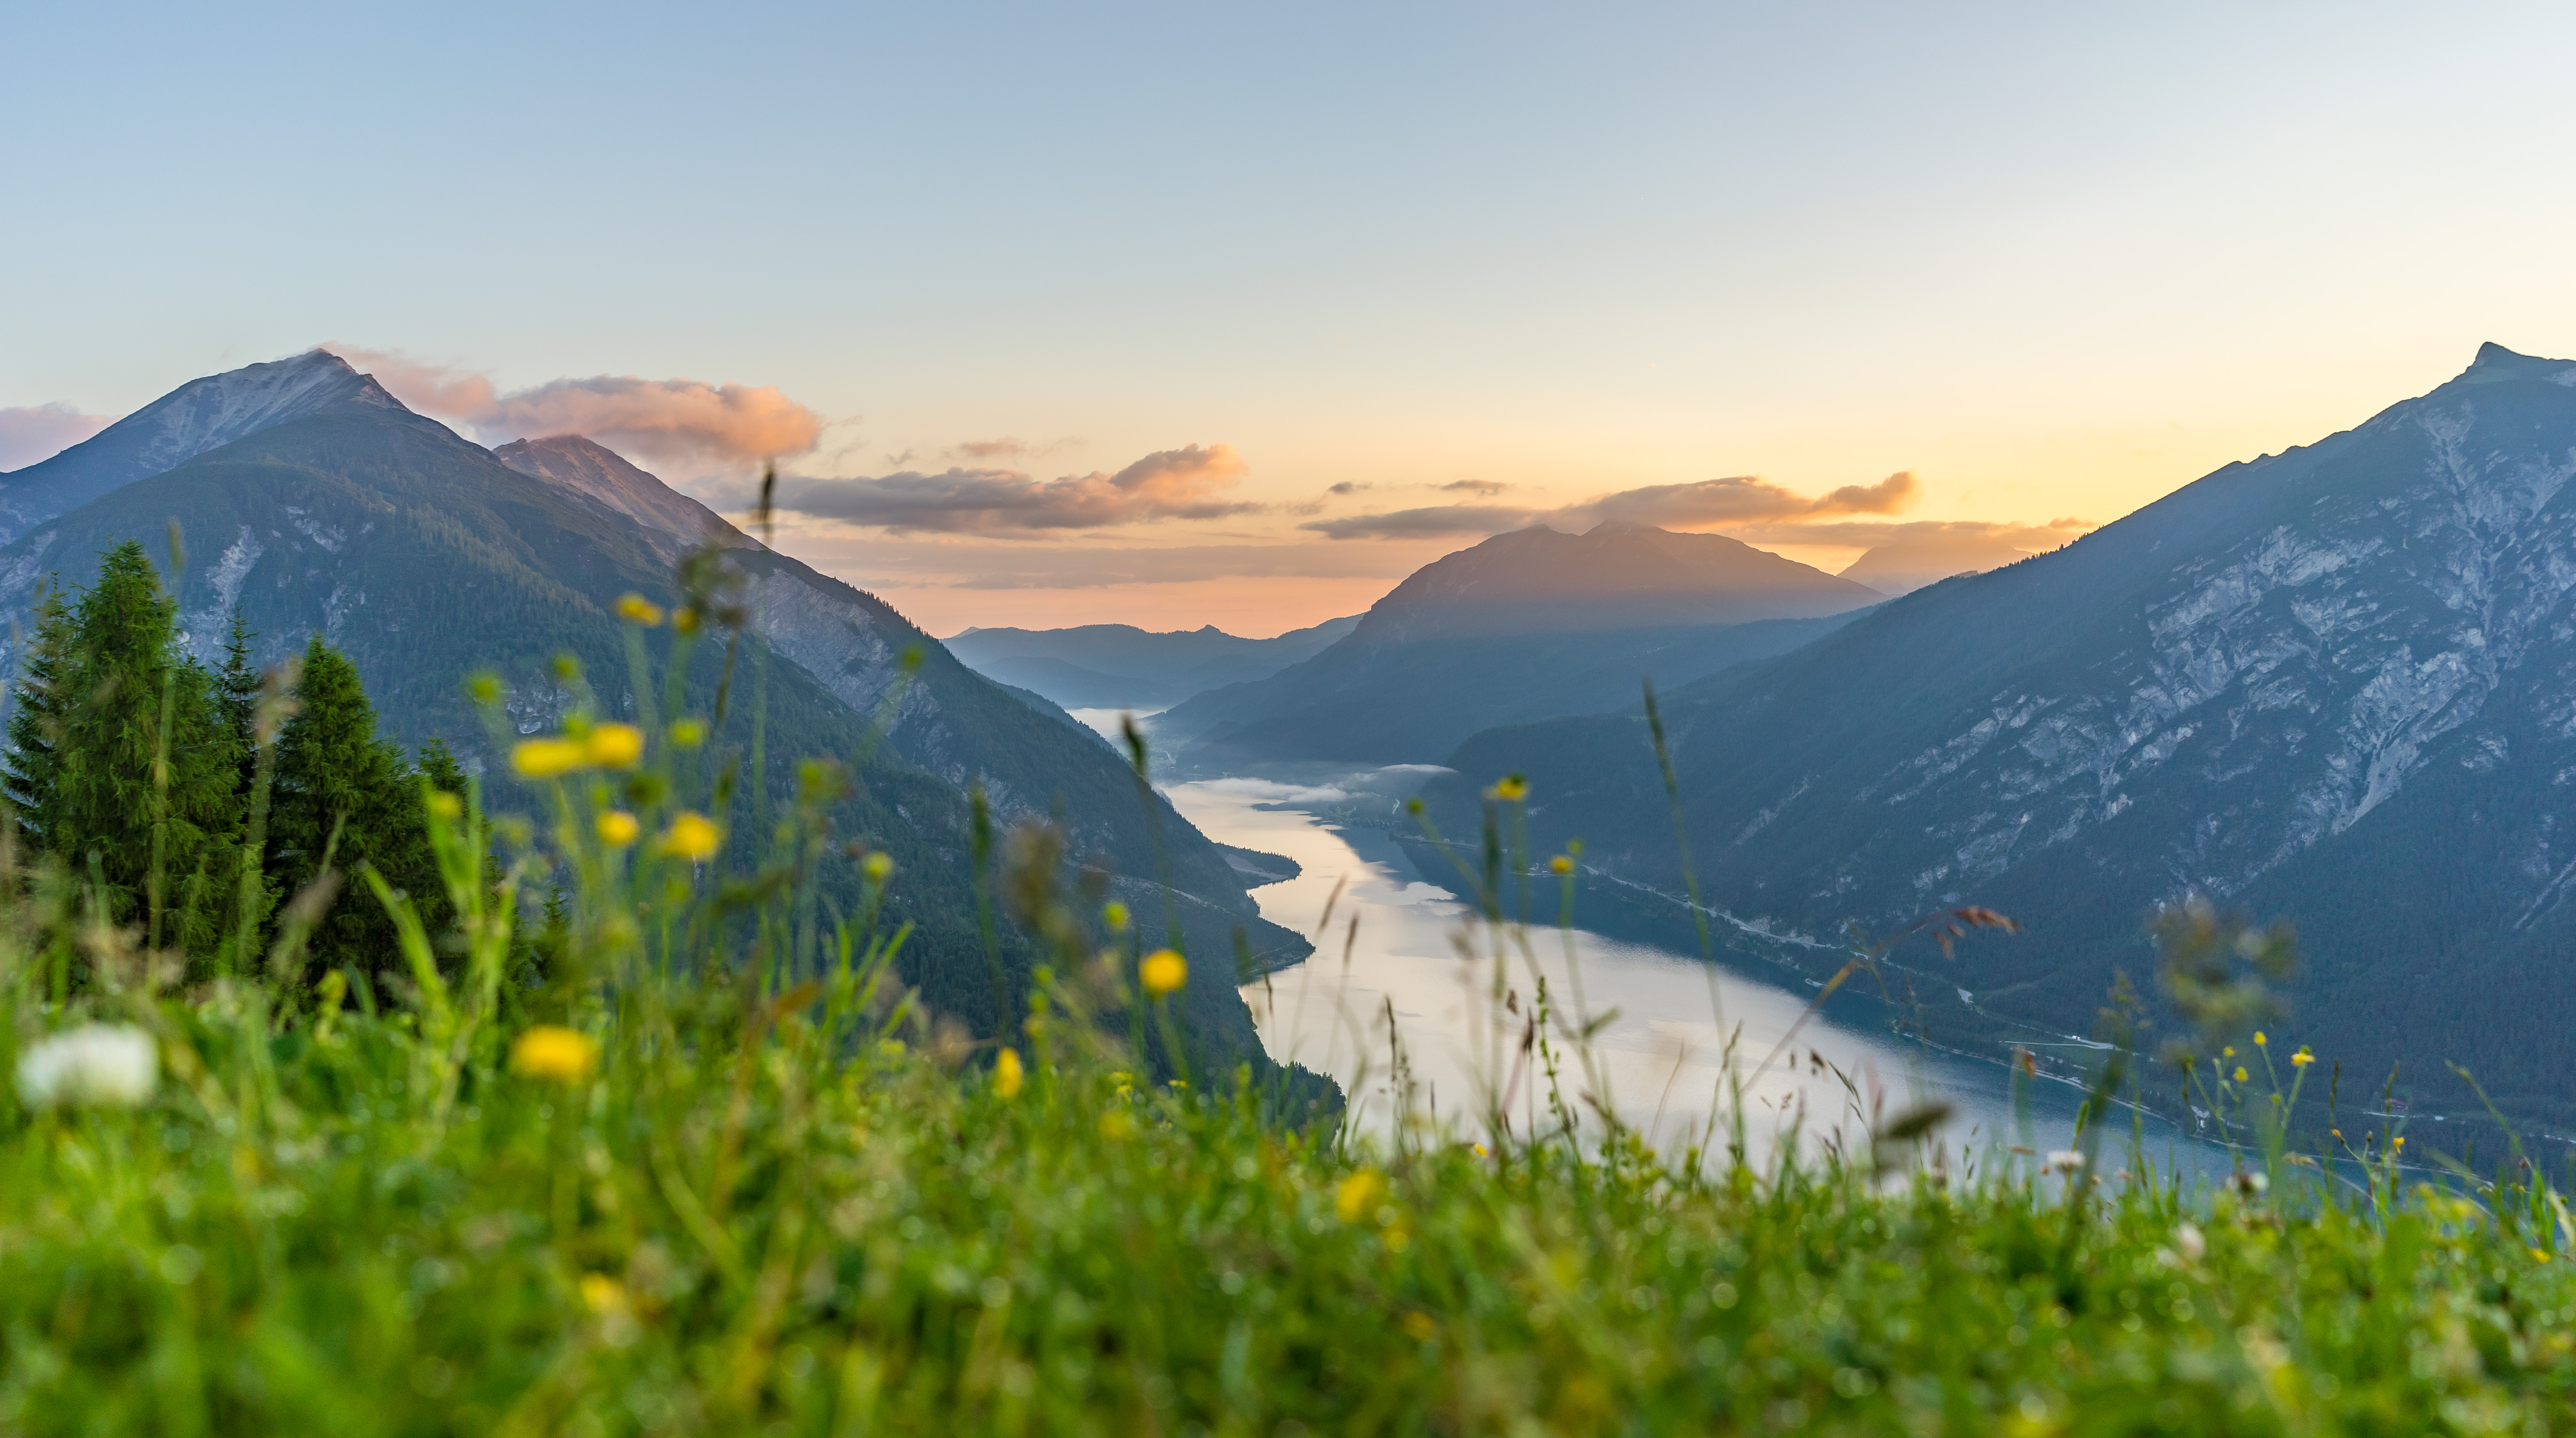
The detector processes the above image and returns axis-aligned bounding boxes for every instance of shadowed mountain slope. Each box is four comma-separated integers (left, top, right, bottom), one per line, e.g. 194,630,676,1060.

1430,343,2576,1129
0,358,1311,1077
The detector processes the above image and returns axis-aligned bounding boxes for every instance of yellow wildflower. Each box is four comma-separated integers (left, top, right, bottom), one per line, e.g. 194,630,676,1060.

510,1025,599,1083
511,737,586,779
1336,1168,1386,1224
994,1046,1024,1099
673,606,702,636
579,1273,627,1313
2222,1046,2235,1058
427,790,463,820
2393,1136,2405,1151
1490,775,1528,801
585,723,645,769
1549,855,1573,875
669,718,708,749
1102,900,1131,932
659,812,721,861
614,593,665,627
467,671,503,704
2290,1047,2315,1068
1140,948,1187,998
596,811,640,847
2234,1066,2249,1083
861,851,893,883
2253,1031,2267,1046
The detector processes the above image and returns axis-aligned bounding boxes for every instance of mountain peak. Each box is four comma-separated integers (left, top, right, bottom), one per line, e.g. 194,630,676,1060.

2462,341,2576,382
493,434,751,559
0,348,412,545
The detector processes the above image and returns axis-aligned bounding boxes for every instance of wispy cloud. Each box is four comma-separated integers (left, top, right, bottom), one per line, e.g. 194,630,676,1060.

1303,471,1922,540
951,437,1027,460
1439,478,1508,495
1303,504,1535,540
326,345,821,470
752,533,1429,589
763,444,1257,535
0,404,116,470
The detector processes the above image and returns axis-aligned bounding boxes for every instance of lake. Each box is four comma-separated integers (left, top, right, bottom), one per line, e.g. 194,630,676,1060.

1158,765,2224,1179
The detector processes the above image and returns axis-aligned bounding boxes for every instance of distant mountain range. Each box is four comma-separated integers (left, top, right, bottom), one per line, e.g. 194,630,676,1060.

0,352,1312,1082
1428,343,2576,1131
945,617,1359,711
1153,522,1883,768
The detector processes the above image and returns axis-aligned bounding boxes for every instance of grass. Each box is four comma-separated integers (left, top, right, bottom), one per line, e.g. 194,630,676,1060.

7,594,2576,1435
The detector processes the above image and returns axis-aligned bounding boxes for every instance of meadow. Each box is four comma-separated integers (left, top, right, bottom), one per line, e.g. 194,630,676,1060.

4,565,2576,1437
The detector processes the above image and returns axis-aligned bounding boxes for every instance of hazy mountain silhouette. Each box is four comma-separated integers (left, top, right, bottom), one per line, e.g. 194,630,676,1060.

1153,521,1882,767
947,617,1359,711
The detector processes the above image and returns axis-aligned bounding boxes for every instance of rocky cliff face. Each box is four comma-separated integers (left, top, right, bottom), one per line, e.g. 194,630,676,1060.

1436,344,2576,1128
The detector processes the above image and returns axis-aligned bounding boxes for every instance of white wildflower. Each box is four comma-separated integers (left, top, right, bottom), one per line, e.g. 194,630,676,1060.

15,1024,158,1109
2174,1221,2206,1263
2044,1150,2085,1173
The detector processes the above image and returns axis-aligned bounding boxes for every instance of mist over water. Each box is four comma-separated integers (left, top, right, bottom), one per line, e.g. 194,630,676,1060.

1160,768,2222,1178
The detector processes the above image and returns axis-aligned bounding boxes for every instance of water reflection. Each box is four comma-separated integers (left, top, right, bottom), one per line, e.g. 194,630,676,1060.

1166,771,2220,1179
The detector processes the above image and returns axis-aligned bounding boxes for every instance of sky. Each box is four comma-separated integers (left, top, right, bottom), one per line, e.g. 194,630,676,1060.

6,2,2576,635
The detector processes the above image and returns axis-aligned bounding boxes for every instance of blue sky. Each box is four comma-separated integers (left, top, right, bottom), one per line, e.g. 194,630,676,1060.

7,2,2573,631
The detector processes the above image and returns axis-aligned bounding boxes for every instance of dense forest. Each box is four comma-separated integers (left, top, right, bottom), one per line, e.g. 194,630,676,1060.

4,539,455,992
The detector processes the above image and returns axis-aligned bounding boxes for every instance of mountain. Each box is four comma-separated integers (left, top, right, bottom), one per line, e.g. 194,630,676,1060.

1839,530,2056,596
1430,343,2576,1131
0,352,1315,1083
1152,522,1883,768
0,351,403,545
945,616,1360,712
493,435,750,562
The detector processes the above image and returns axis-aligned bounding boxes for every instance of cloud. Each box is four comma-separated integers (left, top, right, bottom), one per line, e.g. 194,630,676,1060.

764,443,1256,535
1583,471,1919,527
952,437,1026,460
1300,504,1540,540
738,533,1430,590
1439,478,1509,495
326,345,820,469
1717,517,2088,550
1327,481,1370,495
1303,471,1921,540
0,404,116,470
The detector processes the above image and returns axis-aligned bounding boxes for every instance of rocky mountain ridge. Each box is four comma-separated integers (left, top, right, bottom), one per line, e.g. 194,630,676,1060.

1430,342,2576,1128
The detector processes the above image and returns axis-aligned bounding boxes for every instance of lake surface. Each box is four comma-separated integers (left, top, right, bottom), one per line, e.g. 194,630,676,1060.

1161,768,2223,1178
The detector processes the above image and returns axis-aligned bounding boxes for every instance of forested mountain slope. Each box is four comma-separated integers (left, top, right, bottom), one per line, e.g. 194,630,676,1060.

1433,344,2576,1128
0,357,1309,1076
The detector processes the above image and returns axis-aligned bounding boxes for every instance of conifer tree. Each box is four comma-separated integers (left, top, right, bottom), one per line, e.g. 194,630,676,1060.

36,542,244,949
418,736,469,803
4,582,77,841
216,607,260,797
269,636,447,976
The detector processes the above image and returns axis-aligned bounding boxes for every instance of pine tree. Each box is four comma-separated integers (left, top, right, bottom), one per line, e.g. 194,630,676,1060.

4,581,77,841
216,607,260,798
418,735,469,802
39,542,245,950
269,637,447,977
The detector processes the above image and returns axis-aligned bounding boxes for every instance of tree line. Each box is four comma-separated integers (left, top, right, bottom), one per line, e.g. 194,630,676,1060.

2,540,457,984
